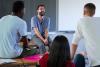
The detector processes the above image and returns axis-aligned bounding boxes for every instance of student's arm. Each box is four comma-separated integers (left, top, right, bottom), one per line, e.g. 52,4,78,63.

71,43,78,59
18,21,28,48
71,22,83,60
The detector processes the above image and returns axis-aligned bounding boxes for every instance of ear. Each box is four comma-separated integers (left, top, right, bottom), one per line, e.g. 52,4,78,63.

93,10,95,15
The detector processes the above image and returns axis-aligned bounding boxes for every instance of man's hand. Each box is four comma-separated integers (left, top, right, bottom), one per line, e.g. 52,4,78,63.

71,44,78,60
43,39,48,45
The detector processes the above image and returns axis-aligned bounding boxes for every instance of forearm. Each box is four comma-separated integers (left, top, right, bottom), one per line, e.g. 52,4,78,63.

44,29,48,39
34,29,45,42
71,44,77,60
20,36,28,48
36,32,44,41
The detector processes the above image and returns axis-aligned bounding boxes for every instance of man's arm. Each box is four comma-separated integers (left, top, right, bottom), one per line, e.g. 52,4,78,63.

20,36,28,49
33,28,45,42
18,20,28,49
71,22,83,60
71,43,78,60
44,28,48,39
43,28,49,45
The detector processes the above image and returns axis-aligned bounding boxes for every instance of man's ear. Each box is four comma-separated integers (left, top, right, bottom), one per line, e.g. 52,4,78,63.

92,10,95,16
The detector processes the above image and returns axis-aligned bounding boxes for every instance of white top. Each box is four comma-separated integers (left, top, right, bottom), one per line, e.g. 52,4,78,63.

72,17,100,66
0,15,27,58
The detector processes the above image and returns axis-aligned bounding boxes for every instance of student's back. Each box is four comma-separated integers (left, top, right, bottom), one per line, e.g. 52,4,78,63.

0,15,27,58
76,17,100,66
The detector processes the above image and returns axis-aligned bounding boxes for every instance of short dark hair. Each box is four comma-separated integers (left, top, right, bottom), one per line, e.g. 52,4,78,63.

12,1,24,13
47,35,71,67
36,4,45,10
84,3,96,12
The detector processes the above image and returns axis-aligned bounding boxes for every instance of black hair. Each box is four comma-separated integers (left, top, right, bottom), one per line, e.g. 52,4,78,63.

12,1,24,13
36,4,45,10
84,3,96,13
47,35,71,67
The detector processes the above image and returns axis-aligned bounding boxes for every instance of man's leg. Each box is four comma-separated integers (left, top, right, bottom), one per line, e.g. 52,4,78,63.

74,54,85,67
32,35,46,54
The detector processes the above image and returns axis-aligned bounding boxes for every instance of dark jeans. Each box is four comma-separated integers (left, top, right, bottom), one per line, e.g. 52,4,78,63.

74,54,85,67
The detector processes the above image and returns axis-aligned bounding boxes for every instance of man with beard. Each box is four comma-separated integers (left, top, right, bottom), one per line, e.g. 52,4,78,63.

31,4,50,54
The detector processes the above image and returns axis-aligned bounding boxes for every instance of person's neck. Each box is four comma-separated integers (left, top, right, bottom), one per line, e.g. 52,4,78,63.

12,12,22,18
84,15,93,17
84,13,94,17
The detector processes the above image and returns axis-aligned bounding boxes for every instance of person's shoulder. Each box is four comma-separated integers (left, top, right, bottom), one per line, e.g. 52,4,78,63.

44,16,50,20
76,18,83,27
14,16,26,24
78,17,96,26
77,17,87,25
17,17,25,23
44,16,49,18
44,16,50,23
0,15,10,20
31,16,39,22
78,17,85,22
79,17,93,23
31,16,37,20
0,15,13,24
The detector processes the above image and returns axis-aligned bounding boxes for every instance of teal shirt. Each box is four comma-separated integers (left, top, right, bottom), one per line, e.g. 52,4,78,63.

0,15,27,58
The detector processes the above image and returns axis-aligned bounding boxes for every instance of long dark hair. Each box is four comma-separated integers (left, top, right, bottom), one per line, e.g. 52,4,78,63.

47,35,71,67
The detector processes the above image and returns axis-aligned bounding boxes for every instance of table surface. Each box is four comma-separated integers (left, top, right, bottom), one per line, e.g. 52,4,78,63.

0,58,38,67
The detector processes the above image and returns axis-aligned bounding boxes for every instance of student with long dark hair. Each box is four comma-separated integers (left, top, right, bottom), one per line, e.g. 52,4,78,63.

39,35,75,67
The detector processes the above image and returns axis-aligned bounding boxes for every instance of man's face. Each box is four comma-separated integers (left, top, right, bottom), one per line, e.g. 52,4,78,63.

37,6,45,16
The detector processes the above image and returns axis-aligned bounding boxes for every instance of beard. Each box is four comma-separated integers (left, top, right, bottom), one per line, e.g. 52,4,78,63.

39,11,45,16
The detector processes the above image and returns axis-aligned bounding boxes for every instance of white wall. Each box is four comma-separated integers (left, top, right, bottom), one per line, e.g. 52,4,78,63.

58,0,100,31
